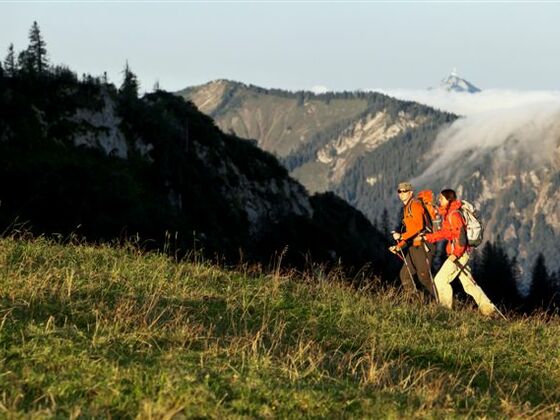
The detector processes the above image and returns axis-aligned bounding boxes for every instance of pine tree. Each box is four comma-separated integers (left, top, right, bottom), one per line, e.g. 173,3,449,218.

4,43,16,76
528,253,553,310
119,61,139,99
474,240,520,309
26,21,48,73
17,50,34,74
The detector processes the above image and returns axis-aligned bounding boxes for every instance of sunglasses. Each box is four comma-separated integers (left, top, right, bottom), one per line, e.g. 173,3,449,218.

397,190,411,193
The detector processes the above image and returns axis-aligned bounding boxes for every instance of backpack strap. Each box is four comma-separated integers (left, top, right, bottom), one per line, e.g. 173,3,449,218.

418,200,434,232
450,209,468,248
405,198,433,233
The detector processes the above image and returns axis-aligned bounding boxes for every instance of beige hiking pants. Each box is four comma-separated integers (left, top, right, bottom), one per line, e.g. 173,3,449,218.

434,253,495,315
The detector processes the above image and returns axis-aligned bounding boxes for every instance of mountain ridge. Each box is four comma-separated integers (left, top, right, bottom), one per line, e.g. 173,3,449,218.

0,70,393,275
178,79,560,276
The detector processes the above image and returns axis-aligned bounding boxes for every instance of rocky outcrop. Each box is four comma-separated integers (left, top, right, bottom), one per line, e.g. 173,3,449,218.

69,92,129,158
317,110,427,184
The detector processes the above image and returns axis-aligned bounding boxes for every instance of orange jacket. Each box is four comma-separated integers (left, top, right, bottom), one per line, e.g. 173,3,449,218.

425,200,468,257
397,199,427,248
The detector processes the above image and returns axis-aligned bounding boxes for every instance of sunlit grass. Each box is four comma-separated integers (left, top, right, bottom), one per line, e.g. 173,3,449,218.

0,236,559,418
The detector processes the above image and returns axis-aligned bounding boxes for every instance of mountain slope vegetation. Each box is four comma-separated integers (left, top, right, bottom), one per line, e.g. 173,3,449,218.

0,33,392,275
1,237,559,417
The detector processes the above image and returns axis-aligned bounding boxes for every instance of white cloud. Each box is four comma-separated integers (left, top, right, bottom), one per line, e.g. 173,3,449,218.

419,102,560,181
371,88,560,116
310,85,328,94
367,88,560,185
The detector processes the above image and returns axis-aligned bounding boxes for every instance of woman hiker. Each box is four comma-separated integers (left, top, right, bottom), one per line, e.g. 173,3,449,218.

420,189,496,316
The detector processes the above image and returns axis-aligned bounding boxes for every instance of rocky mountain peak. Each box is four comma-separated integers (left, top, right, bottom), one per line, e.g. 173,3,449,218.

435,69,481,93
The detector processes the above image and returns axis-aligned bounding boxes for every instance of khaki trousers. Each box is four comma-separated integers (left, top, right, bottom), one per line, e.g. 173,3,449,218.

434,253,495,314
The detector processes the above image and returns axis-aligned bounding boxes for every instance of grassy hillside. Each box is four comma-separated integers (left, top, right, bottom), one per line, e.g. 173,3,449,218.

1,237,559,417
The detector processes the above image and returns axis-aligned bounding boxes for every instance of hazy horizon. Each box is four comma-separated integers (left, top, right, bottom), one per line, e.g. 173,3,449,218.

2,2,560,93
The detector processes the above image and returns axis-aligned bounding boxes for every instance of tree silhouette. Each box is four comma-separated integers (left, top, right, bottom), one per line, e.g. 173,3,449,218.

472,240,520,309
27,21,48,73
17,50,34,75
4,43,16,76
528,253,555,311
119,61,139,99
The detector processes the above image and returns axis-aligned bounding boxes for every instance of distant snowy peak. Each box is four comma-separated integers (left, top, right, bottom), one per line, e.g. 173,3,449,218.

432,71,481,93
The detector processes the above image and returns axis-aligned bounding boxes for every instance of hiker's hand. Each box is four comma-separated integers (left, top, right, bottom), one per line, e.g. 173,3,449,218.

418,233,426,241
448,254,458,262
391,231,401,241
389,245,402,254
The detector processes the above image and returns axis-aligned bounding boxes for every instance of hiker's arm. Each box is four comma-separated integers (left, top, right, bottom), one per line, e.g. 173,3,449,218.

424,229,449,242
424,212,458,242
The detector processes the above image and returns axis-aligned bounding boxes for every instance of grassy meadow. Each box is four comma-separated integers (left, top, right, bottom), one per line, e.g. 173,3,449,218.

0,236,559,418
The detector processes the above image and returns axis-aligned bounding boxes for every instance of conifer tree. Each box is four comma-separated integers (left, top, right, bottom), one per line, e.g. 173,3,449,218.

119,61,139,99
528,253,553,310
17,50,34,74
4,43,16,76
26,21,48,73
474,240,520,308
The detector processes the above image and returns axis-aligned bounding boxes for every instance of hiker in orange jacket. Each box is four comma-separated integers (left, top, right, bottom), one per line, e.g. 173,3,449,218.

421,189,496,315
389,182,436,297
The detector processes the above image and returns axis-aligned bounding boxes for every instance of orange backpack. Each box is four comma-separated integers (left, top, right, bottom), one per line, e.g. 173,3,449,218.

417,190,438,231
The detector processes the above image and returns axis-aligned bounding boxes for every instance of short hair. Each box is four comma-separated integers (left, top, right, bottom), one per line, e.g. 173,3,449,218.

440,189,457,202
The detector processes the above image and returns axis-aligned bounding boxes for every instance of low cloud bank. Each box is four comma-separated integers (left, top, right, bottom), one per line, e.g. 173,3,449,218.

374,88,560,116
421,102,560,183
371,88,560,185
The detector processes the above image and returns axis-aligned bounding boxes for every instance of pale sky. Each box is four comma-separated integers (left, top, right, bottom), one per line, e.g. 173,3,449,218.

1,2,560,92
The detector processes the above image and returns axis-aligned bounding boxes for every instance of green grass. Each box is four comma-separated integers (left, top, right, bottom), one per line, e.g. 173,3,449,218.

1,237,559,418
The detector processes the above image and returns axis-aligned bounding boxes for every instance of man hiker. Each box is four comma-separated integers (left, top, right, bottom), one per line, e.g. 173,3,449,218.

389,182,436,298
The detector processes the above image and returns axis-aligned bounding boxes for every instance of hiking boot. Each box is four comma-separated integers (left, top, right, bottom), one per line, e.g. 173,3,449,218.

479,304,496,317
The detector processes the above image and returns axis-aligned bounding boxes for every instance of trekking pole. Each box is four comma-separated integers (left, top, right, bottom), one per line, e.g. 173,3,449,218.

422,241,439,304
493,305,508,321
452,259,508,321
390,232,416,292
398,248,417,292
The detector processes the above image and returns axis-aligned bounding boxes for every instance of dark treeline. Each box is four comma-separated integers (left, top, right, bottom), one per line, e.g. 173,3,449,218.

468,240,559,314
0,22,393,280
431,234,559,315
